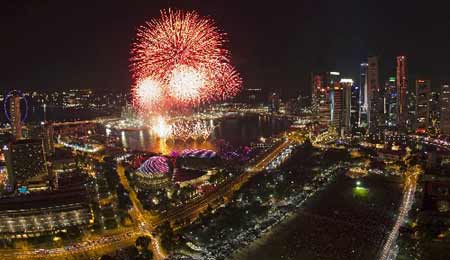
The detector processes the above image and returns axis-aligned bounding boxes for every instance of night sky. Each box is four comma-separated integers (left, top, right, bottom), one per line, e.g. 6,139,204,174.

1,1,449,97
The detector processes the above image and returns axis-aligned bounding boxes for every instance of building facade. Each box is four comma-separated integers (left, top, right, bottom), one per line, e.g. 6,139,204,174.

415,80,431,131
367,56,383,131
4,139,48,189
441,84,450,135
359,63,369,127
0,189,92,238
385,77,397,128
396,56,408,130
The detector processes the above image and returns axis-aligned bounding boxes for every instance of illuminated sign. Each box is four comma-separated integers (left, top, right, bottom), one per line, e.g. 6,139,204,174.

330,72,340,76
389,77,396,82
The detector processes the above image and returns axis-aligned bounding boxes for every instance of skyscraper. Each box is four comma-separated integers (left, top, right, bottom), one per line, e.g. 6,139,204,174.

429,90,440,134
396,56,408,130
9,92,22,140
340,79,353,134
327,72,341,131
311,73,322,117
312,72,332,129
29,123,55,158
367,56,382,130
350,82,360,131
441,84,450,135
330,83,341,130
385,77,397,128
359,63,369,127
415,80,431,131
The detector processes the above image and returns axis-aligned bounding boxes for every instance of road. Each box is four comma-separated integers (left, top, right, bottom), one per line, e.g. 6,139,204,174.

378,164,422,260
155,137,298,225
116,164,166,260
0,134,301,259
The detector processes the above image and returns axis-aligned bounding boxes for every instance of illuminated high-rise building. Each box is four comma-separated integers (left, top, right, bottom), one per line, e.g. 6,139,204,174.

441,84,450,135
9,93,22,140
359,63,369,127
385,77,397,128
429,90,440,134
329,84,340,131
415,80,431,131
327,71,341,85
327,72,341,130
311,72,332,129
396,56,408,130
29,123,55,158
268,92,280,113
367,56,383,130
350,82,360,131
311,73,321,116
340,79,353,134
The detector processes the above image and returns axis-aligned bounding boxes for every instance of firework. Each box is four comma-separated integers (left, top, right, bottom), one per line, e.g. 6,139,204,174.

170,120,215,141
130,9,242,111
152,115,172,138
133,77,162,110
149,116,215,141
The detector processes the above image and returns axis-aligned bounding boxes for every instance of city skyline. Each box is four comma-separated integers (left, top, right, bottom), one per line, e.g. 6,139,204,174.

1,2,450,260
1,1,450,95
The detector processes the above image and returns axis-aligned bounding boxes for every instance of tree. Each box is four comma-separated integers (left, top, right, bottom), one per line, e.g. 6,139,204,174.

156,221,176,251
135,236,150,251
135,236,153,259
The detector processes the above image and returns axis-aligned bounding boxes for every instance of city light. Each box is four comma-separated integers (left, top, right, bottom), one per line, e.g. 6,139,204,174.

1,3,449,260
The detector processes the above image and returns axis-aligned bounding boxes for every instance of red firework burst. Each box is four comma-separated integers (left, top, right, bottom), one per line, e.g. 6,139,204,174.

130,9,242,111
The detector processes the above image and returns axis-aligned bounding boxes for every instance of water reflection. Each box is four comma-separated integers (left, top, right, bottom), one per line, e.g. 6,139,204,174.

117,115,290,154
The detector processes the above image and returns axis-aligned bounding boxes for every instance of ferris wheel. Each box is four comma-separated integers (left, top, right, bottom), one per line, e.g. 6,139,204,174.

3,90,29,123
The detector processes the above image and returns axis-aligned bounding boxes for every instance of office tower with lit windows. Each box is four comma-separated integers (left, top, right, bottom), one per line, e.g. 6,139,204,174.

429,90,440,134
350,82,360,131
396,56,408,130
327,71,341,85
340,79,353,134
415,80,431,131
311,72,339,129
367,56,383,130
327,72,341,130
329,83,341,131
441,84,450,135
359,63,369,127
311,71,344,130
311,73,321,117
29,123,55,158
268,92,280,113
9,93,22,140
4,139,48,190
385,77,397,128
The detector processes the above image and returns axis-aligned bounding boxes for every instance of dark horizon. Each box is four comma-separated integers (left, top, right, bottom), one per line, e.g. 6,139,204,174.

1,1,450,96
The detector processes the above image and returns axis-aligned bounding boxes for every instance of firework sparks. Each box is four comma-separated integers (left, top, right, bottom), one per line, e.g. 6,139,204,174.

170,120,215,141
168,65,206,103
152,115,172,138
130,9,242,111
133,77,162,110
149,116,215,142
